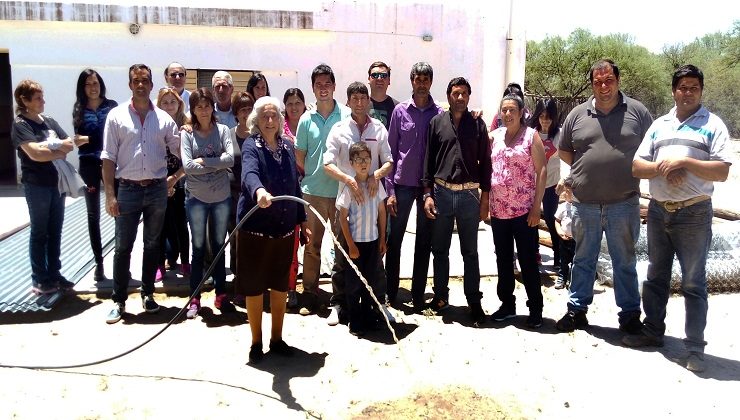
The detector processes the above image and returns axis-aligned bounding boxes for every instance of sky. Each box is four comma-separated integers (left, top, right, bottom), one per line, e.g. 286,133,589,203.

522,0,737,53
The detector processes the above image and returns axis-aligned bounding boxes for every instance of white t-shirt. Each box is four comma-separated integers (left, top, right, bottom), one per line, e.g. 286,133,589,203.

554,201,574,237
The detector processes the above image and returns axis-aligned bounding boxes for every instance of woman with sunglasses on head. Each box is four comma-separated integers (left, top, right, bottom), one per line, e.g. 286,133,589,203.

155,87,191,279
182,88,235,319
282,88,308,309
72,69,118,282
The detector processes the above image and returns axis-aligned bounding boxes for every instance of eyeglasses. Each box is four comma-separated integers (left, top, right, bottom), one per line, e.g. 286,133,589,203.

370,72,389,80
352,157,372,164
169,72,185,78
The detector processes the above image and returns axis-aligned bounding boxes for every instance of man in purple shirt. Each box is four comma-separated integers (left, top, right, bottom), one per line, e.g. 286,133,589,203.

385,62,443,312
102,63,180,324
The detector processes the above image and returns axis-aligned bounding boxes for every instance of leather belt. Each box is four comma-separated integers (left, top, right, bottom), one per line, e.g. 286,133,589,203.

434,178,479,191
654,195,710,212
119,178,163,187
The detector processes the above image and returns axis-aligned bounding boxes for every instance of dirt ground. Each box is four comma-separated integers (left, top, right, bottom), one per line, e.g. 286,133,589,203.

1,273,739,420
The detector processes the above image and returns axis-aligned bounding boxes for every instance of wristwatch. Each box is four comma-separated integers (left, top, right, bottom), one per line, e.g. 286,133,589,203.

422,192,433,201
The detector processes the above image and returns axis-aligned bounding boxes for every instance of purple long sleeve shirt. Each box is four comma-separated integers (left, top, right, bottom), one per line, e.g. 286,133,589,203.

385,96,443,197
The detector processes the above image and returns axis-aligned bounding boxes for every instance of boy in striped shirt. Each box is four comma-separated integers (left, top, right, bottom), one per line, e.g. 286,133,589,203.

336,141,387,336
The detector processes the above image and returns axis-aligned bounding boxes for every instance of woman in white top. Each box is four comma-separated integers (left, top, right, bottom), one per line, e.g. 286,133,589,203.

528,98,562,268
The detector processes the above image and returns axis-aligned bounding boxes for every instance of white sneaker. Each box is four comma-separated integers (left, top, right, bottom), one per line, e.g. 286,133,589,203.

327,305,341,326
381,305,396,323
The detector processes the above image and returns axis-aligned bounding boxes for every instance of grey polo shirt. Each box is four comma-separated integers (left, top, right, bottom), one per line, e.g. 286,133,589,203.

559,92,653,204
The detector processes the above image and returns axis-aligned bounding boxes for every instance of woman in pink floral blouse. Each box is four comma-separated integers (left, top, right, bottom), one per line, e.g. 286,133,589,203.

488,94,547,329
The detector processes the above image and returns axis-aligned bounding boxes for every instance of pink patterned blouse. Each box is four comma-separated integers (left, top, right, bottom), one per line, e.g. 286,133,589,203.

490,126,536,219
283,119,296,143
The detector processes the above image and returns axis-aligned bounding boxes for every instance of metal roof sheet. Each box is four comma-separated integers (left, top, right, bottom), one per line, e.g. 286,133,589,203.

0,197,114,313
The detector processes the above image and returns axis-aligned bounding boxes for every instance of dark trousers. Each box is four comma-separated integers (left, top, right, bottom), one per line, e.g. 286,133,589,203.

331,224,386,307
346,240,379,329
79,158,103,265
385,184,433,306
558,238,576,283
112,180,167,303
491,214,543,312
542,186,560,263
159,185,189,266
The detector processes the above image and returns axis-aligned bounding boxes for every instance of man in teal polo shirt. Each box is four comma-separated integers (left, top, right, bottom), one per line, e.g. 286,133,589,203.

295,63,351,320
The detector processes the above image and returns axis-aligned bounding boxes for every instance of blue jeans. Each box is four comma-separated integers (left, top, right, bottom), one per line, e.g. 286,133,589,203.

491,213,543,311
385,184,433,306
642,199,711,353
112,180,167,303
186,195,231,297
430,185,482,304
568,195,641,322
24,183,66,287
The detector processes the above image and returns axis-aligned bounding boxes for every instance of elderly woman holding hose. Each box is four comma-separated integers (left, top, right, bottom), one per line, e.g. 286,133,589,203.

236,96,310,364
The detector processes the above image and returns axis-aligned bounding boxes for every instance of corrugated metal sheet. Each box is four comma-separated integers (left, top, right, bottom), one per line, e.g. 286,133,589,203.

0,198,115,313
0,2,314,29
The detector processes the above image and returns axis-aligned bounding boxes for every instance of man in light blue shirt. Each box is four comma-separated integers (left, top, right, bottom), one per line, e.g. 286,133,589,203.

295,64,350,320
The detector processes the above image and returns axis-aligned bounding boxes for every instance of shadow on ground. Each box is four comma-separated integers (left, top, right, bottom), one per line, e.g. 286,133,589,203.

249,347,328,413
0,294,101,325
588,325,740,381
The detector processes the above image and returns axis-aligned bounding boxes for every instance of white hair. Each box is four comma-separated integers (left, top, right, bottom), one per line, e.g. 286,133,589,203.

211,70,233,87
248,96,285,137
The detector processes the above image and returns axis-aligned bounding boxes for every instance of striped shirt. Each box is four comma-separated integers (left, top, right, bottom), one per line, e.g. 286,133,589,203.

101,100,180,180
336,182,387,243
635,105,733,202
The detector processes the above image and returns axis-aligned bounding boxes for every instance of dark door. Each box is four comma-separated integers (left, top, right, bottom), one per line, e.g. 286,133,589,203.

0,51,16,185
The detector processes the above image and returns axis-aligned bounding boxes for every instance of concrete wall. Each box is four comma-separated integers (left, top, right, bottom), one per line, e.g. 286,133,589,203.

0,1,525,175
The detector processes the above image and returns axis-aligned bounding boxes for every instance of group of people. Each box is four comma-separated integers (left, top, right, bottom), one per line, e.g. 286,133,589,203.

11,57,731,370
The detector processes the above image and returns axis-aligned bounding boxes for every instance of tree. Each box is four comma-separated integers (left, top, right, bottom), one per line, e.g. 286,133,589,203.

660,22,740,137
525,29,671,121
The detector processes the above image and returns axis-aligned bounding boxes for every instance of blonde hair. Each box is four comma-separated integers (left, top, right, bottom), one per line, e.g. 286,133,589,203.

14,79,43,115
156,87,189,127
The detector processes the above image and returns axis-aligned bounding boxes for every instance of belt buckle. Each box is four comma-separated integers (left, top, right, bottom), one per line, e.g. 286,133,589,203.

663,201,679,212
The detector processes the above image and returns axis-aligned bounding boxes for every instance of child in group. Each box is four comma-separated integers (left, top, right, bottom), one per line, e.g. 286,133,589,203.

336,141,387,336
554,182,576,290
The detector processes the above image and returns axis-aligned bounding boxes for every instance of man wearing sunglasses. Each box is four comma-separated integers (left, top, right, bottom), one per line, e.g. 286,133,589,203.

367,61,398,129
164,62,190,113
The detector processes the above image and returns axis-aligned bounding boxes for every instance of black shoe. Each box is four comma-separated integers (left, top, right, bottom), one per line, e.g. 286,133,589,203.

470,302,486,325
619,314,643,335
106,303,125,324
427,297,449,313
94,265,107,282
141,294,160,313
526,312,543,329
490,305,516,322
56,278,75,290
349,323,367,336
622,332,664,348
269,339,294,356
556,310,589,332
249,342,263,364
